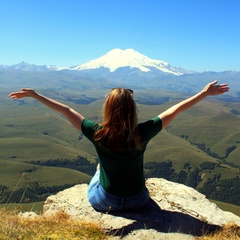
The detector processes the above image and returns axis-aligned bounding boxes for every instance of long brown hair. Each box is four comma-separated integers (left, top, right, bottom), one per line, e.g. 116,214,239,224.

94,88,141,151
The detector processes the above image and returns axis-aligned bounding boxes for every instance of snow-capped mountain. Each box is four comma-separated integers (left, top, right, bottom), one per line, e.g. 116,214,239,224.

71,48,189,76
1,49,192,75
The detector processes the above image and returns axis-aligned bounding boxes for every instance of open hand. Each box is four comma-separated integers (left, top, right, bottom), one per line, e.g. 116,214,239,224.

9,88,36,99
203,80,229,96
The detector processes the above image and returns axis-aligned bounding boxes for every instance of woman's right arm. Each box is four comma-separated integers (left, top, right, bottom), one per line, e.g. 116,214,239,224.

9,88,85,131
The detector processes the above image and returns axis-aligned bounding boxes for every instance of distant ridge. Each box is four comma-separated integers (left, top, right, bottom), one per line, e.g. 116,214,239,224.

0,61,61,72
1,49,239,95
0,48,192,75
1,49,238,77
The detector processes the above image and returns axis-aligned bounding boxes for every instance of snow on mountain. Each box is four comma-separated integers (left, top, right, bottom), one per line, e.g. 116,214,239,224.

71,48,186,75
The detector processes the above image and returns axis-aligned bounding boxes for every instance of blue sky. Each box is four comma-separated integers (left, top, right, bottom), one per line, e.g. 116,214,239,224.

0,0,239,72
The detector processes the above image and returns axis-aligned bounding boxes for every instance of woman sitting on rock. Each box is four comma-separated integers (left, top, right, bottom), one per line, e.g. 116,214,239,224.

9,80,229,212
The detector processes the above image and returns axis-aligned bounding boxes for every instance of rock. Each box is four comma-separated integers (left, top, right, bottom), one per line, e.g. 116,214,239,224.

43,178,240,239
19,211,39,219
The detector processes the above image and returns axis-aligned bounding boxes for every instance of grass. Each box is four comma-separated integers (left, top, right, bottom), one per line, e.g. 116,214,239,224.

0,208,108,240
196,223,240,240
0,101,95,193
0,159,91,191
0,207,239,240
166,104,240,167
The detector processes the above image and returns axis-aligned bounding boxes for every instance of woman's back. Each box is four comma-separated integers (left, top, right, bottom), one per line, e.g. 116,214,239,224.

82,116,162,196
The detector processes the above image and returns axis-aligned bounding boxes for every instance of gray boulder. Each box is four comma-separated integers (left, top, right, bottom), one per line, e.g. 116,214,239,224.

43,178,240,239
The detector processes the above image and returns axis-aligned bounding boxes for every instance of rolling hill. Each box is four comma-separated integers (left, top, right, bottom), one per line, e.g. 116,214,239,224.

1,88,239,206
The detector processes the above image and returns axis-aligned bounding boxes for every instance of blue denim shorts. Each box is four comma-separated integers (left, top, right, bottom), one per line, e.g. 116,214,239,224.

87,169,149,212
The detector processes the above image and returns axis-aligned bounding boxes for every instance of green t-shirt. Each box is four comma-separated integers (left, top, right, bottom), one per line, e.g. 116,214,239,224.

81,117,162,197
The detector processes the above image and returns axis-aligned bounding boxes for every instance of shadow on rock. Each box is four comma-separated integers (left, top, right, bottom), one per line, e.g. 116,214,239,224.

105,198,220,237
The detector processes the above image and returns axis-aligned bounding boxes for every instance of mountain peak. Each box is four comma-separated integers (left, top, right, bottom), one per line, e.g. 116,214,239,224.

72,48,185,75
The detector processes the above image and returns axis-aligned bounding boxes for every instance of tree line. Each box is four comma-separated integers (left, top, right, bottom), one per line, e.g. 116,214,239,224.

30,156,96,176
144,160,239,206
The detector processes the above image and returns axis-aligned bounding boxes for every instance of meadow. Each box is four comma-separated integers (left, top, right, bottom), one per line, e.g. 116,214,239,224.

0,87,239,209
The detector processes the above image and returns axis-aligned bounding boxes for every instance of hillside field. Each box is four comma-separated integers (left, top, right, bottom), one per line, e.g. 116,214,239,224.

0,88,239,208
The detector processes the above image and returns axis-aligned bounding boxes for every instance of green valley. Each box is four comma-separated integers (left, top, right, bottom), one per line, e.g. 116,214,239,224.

0,88,239,209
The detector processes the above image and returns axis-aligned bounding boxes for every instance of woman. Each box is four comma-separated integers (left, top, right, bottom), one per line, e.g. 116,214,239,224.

9,80,229,212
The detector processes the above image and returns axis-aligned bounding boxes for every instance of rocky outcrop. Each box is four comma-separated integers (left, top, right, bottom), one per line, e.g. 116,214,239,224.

43,178,240,239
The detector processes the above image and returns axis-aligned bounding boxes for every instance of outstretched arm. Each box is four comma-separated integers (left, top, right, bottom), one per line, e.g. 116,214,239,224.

159,80,229,129
9,88,85,131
